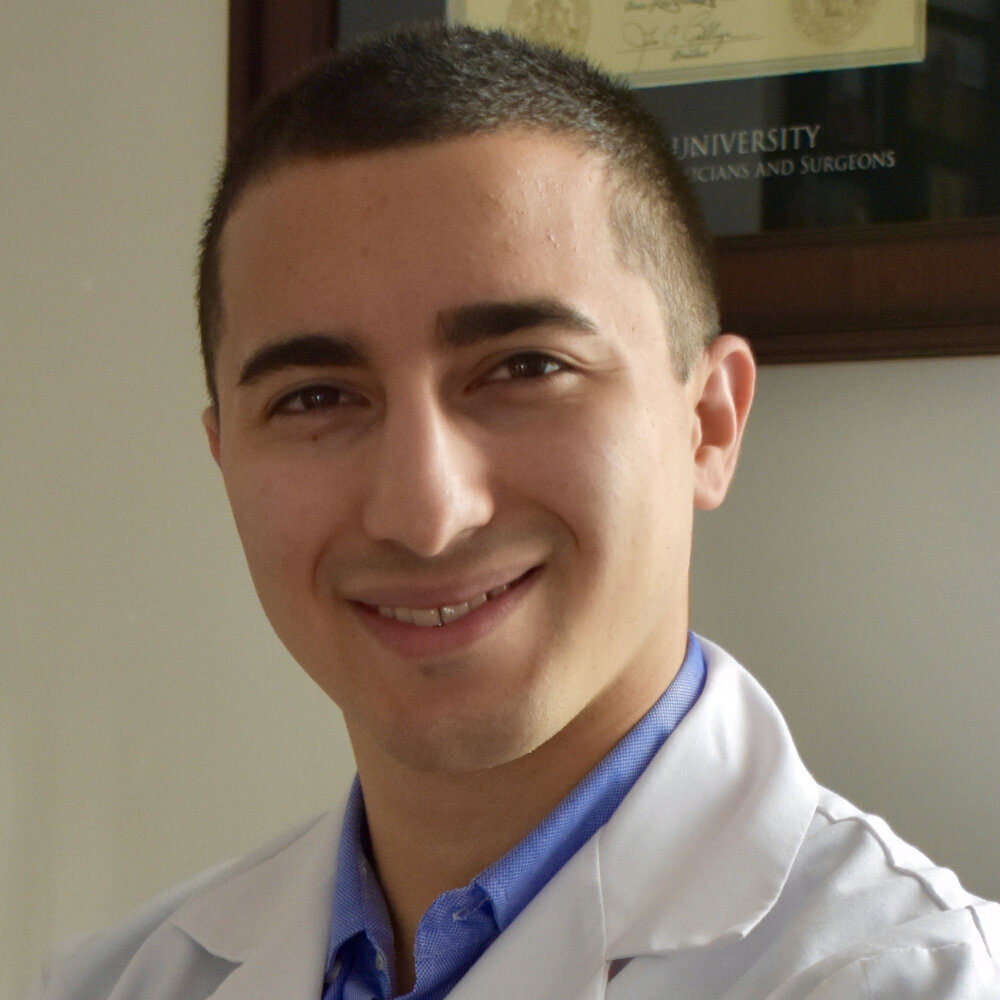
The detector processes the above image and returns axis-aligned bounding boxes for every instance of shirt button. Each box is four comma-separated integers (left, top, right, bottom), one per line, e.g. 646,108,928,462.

375,953,385,972
332,960,342,977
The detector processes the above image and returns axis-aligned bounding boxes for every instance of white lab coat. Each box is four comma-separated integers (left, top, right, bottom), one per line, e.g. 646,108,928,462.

32,639,1000,999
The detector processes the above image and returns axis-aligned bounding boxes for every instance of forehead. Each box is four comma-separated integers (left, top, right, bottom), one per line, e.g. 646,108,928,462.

219,132,618,289
235,128,612,216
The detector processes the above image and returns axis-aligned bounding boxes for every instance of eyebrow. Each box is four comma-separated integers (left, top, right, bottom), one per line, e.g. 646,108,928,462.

236,299,597,386
238,333,365,386
437,298,599,348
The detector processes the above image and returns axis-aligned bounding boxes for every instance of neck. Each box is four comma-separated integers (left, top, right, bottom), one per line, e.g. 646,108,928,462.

347,638,685,991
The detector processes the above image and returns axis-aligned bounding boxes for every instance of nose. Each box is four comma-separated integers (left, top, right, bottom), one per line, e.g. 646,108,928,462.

361,390,494,557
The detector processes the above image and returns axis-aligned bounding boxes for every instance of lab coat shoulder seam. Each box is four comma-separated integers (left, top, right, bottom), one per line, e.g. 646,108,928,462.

813,802,960,915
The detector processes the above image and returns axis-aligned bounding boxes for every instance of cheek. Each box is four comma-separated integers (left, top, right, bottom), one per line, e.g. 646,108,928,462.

505,407,659,551
513,396,694,587
223,457,343,582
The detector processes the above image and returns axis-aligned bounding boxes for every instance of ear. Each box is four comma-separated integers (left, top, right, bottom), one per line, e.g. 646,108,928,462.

202,406,222,467
690,334,756,511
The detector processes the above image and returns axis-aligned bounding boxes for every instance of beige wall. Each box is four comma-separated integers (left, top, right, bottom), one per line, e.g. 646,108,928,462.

3,4,997,997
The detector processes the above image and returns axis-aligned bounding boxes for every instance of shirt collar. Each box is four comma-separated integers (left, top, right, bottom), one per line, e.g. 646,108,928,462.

326,778,392,976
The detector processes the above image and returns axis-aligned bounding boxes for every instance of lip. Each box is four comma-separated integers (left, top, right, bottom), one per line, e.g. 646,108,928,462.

351,566,540,659
349,565,536,611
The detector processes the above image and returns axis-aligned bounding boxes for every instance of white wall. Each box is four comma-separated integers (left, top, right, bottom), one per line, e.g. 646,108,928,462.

3,4,997,997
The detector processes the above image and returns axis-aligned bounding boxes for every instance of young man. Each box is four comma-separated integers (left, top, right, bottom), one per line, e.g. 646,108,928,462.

33,25,1000,1000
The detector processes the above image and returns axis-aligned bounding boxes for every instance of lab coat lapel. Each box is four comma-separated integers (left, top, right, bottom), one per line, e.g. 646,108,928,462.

448,835,611,1000
600,638,818,958
167,810,341,1000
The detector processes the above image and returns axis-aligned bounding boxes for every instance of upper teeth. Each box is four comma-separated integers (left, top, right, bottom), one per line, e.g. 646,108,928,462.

378,583,510,627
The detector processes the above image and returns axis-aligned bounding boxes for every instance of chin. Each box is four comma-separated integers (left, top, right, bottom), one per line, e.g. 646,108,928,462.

375,697,556,774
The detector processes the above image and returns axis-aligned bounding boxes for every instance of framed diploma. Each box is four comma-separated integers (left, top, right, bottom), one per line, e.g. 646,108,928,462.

448,1,927,88
229,0,1000,362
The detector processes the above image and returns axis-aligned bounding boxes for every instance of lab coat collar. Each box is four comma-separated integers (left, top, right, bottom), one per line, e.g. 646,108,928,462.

165,809,342,1000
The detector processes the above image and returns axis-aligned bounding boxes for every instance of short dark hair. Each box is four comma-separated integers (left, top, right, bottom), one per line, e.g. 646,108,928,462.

197,23,719,405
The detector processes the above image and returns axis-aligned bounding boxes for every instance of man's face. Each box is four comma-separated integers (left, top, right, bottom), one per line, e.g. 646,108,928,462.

207,132,710,774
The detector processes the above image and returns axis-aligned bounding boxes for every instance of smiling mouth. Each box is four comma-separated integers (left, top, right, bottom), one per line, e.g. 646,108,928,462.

373,570,535,628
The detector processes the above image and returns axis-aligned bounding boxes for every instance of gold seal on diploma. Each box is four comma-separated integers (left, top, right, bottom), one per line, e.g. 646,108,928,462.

792,0,878,47
505,0,590,53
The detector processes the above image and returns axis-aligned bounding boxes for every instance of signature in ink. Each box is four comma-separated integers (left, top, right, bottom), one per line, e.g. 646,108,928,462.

622,22,665,50
683,13,733,50
622,10,758,59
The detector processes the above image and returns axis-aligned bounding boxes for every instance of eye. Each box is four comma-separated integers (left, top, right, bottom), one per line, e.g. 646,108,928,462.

484,352,569,382
270,383,366,415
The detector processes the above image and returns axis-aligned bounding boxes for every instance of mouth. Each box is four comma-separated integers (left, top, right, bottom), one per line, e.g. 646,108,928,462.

352,566,540,658
357,566,539,627
375,578,520,628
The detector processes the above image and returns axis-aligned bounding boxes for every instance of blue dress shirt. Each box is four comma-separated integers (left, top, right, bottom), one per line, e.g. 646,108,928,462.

324,634,706,1000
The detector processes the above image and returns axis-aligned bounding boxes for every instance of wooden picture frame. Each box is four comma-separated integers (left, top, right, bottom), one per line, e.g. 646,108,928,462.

227,0,1000,364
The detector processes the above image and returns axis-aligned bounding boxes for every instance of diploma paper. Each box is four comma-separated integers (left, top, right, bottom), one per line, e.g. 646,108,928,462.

447,0,927,87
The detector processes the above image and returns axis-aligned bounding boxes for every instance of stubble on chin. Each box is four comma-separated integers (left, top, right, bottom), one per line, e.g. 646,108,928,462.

357,683,560,776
